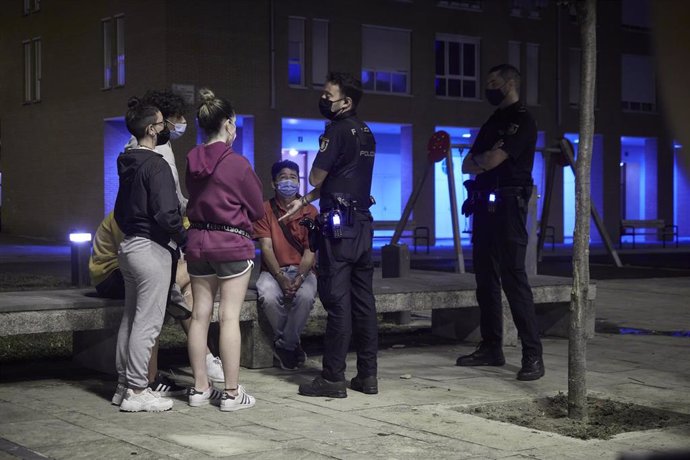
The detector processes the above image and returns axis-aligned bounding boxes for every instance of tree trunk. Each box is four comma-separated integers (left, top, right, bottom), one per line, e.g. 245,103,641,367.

569,0,596,421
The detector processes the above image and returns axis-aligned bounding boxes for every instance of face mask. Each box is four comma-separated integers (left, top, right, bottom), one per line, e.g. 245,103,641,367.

155,126,171,145
276,179,300,198
485,86,506,106
169,123,187,140
318,97,345,120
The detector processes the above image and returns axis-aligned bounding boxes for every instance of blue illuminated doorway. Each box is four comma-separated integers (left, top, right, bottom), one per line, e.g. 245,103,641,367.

562,133,604,243
620,136,657,245
281,118,412,223
673,141,689,238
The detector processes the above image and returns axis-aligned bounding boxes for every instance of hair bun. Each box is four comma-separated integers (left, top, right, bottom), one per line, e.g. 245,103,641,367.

127,96,141,109
198,88,216,103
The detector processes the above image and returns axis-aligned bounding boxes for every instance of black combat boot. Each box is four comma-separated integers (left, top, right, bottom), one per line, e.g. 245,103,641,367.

350,375,378,394
456,342,506,366
516,355,545,381
298,376,347,398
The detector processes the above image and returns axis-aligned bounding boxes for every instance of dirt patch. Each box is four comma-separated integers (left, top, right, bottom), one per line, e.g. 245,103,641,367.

459,392,690,440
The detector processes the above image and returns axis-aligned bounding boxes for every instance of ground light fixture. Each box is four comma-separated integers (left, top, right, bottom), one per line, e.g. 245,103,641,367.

69,231,92,287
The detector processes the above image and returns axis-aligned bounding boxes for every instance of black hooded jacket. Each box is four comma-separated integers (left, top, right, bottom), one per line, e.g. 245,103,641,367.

114,148,186,248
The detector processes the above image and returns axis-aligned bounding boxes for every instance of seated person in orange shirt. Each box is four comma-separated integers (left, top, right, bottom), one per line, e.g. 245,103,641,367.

253,160,319,370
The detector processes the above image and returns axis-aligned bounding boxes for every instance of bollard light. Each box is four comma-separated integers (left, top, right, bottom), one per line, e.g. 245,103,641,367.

69,231,92,288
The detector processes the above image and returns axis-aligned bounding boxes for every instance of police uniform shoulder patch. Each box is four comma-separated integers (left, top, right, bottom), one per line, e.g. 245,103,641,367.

319,137,329,152
506,123,520,135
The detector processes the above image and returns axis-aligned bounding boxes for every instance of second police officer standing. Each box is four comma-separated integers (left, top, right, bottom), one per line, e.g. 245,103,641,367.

457,64,545,381
282,72,379,398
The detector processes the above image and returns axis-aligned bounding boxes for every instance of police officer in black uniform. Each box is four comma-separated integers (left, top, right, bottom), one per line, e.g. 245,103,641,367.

457,64,544,381
281,72,378,397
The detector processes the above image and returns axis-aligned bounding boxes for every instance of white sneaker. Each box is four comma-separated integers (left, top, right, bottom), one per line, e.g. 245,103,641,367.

120,387,173,412
188,383,224,407
111,383,126,406
220,385,256,412
206,354,225,383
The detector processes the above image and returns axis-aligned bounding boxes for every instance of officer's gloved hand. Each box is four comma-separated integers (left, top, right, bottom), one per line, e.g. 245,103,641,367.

462,180,476,217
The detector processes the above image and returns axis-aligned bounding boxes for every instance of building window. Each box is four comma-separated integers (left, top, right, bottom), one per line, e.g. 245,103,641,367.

288,17,305,87
510,0,548,18
362,25,411,95
311,19,328,88
436,1,482,11
621,54,656,113
621,0,650,30
23,0,40,15
23,37,41,103
435,34,479,99
102,15,125,89
525,43,539,105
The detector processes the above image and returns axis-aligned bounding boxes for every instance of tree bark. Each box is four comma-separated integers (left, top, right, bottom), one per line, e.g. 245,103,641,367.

569,0,596,421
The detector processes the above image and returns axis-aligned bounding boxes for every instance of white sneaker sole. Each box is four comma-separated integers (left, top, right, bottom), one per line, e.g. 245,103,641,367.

220,400,255,412
120,400,173,412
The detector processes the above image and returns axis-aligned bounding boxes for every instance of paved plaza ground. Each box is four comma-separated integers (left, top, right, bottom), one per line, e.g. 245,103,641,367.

0,236,689,459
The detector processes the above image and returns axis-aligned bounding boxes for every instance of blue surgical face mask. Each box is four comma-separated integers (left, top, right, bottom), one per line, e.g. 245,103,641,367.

169,122,187,140
276,179,299,198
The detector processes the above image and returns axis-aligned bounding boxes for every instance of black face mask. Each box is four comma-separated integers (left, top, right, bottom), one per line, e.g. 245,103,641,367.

485,87,506,106
155,126,171,146
318,97,345,120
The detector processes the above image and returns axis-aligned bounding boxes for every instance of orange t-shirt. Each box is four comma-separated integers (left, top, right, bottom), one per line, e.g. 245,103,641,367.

253,198,319,270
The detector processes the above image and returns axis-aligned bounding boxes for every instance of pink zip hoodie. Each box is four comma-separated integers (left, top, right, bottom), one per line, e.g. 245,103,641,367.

185,141,264,262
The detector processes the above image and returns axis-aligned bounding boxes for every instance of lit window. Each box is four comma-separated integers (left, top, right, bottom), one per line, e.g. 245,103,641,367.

362,25,411,95
435,34,479,99
621,54,656,113
23,37,41,103
102,15,125,89
288,17,305,87
23,0,40,15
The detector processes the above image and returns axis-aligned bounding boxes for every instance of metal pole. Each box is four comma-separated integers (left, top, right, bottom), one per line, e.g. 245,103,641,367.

391,162,432,245
445,150,465,273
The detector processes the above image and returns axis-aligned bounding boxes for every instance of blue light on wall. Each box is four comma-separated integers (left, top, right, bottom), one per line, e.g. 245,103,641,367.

673,141,689,237
103,117,132,215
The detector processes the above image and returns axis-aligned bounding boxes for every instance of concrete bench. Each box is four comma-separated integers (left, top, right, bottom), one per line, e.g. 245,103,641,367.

0,270,596,373
619,219,678,248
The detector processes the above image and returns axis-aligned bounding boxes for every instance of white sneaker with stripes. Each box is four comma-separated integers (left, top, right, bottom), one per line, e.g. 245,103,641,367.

220,385,256,412
148,373,186,397
188,383,223,407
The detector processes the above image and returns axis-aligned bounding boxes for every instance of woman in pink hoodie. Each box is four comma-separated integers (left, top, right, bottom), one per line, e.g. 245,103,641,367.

185,88,264,411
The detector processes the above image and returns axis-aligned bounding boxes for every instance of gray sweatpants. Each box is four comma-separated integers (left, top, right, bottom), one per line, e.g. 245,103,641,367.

116,236,172,390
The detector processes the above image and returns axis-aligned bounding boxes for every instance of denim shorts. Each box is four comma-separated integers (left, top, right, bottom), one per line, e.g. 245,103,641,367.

187,259,254,279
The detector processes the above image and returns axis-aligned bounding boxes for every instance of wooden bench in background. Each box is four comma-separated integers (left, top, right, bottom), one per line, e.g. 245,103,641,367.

619,219,678,249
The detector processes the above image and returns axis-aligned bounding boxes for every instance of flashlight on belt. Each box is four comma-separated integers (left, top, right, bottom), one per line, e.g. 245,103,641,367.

329,209,343,238
488,192,497,213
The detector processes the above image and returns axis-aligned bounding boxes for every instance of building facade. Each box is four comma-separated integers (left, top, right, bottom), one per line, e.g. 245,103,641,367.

0,0,686,244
